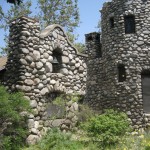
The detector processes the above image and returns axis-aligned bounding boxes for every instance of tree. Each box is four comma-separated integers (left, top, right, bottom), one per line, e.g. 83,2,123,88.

0,0,32,52
37,0,80,32
0,0,82,54
0,85,31,150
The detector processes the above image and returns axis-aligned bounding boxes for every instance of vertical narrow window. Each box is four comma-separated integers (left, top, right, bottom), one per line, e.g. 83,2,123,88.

52,50,62,73
142,70,150,113
124,15,135,34
118,64,126,82
110,17,114,28
95,44,102,58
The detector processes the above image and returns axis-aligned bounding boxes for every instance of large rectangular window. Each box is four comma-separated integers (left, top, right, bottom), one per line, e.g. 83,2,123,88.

124,15,135,34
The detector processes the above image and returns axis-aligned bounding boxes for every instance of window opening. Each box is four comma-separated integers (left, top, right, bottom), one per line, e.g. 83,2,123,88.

124,15,135,34
110,17,114,28
142,70,150,113
95,44,102,58
118,64,126,82
52,50,62,73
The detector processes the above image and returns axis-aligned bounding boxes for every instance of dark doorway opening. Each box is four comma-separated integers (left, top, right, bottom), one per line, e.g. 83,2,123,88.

142,71,150,113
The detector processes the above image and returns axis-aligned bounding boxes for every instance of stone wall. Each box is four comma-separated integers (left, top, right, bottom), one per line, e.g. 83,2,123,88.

5,16,87,143
85,0,150,129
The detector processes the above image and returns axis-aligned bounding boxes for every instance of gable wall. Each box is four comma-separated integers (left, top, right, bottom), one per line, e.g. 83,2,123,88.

4,16,87,143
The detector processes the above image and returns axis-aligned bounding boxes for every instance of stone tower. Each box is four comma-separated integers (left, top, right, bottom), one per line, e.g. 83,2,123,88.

85,0,150,129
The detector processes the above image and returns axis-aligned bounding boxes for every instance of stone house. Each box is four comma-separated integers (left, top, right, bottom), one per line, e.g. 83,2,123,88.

85,0,150,129
2,0,150,144
3,16,87,143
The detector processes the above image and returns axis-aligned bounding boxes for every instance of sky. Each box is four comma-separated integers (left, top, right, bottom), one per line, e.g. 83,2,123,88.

0,0,108,51
75,0,107,43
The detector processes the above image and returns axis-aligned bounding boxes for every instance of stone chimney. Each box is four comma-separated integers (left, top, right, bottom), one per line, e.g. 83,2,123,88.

85,32,101,59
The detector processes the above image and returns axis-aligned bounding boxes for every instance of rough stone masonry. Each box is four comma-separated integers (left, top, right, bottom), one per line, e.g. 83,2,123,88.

85,0,150,129
3,0,150,144
4,16,87,144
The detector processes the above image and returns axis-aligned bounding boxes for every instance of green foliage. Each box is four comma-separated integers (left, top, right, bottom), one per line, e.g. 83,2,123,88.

37,0,80,32
80,109,131,146
0,1,32,31
111,130,150,150
0,0,32,52
74,42,85,53
0,85,31,150
77,104,96,123
53,93,81,107
22,128,99,150
0,0,80,53
66,32,85,53
23,128,82,150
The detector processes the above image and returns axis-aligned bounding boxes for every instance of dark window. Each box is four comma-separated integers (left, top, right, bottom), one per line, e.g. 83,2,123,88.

142,71,150,113
0,69,6,82
110,17,114,28
52,50,62,73
86,35,93,41
95,44,102,58
124,15,135,34
118,64,126,82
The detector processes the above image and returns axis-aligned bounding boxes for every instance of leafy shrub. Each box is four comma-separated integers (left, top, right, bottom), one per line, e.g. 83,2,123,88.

23,128,83,150
0,85,31,150
80,109,131,146
52,93,81,106
23,128,99,150
77,104,96,123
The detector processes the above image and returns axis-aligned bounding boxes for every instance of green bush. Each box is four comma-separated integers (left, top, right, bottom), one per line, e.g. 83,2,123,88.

23,128,99,150
24,128,83,150
0,85,31,150
77,104,96,123
80,109,131,146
